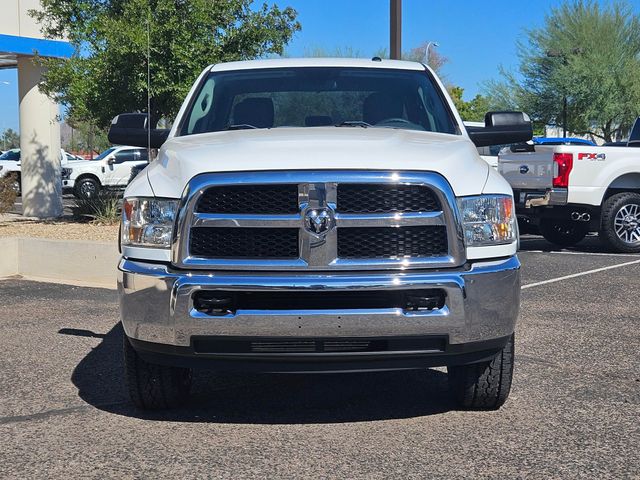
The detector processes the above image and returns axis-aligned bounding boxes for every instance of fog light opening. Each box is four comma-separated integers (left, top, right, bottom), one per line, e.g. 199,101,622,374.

193,292,236,316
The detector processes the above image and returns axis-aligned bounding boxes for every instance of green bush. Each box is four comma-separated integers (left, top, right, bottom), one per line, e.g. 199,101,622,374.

73,191,121,224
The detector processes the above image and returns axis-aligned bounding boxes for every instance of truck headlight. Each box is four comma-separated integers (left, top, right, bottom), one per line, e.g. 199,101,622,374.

121,197,178,248
457,195,516,246
61,167,72,180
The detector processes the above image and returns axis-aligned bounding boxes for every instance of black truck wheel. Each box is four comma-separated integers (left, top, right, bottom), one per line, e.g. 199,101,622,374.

123,334,192,410
539,219,588,247
448,334,514,410
74,177,100,199
600,192,640,253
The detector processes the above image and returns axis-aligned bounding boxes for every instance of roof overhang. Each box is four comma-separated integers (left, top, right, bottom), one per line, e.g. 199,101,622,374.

0,34,72,69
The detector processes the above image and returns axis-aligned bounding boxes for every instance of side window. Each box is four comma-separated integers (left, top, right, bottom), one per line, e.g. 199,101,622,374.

186,77,216,134
114,150,136,163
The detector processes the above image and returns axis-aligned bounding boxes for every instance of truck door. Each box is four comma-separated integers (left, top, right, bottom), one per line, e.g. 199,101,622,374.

105,149,148,186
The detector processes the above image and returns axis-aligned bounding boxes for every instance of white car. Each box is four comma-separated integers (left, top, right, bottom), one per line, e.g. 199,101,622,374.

62,145,149,198
110,58,532,410
0,148,80,195
498,117,640,251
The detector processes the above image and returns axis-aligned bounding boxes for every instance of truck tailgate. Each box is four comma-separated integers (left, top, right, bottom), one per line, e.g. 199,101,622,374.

498,146,555,190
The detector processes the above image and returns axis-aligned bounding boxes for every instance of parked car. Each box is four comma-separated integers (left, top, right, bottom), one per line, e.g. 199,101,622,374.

498,117,640,251
0,148,79,196
110,58,532,411
0,148,21,193
62,145,148,198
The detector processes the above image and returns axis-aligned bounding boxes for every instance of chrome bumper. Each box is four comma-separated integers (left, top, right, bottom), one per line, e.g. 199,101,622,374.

118,256,520,347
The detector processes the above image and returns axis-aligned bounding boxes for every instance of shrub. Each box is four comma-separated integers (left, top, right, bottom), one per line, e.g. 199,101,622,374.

73,191,121,224
0,174,18,214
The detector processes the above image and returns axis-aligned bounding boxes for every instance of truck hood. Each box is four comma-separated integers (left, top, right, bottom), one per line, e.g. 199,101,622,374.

64,159,91,168
144,127,490,198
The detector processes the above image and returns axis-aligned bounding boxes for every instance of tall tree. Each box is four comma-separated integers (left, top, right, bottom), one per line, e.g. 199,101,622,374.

0,128,20,150
448,87,490,122
484,0,640,142
32,0,301,128
64,116,110,156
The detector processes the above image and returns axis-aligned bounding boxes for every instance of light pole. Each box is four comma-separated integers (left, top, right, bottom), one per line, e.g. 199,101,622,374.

425,41,439,65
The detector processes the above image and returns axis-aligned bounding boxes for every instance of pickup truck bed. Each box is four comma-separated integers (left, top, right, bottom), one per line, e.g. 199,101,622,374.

498,118,640,251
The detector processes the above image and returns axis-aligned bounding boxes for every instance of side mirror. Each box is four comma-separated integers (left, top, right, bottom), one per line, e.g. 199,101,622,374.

107,157,115,165
466,111,533,147
107,113,170,149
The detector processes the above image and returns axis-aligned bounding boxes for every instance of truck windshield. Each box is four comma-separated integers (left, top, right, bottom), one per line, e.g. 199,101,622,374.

180,67,459,136
94,147,117,161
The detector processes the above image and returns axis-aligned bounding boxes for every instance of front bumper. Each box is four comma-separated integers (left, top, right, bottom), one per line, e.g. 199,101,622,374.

118,256,520,371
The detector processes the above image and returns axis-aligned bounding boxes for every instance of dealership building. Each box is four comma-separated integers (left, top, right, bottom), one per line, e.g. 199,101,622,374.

0,0,72,218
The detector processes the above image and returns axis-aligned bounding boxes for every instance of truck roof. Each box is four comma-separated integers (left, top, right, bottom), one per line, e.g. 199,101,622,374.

209,57,426,72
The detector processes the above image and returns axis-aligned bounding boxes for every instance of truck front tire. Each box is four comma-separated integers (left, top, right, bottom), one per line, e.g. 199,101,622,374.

539,219,588,247
448,334,514,410
600,192,640,253
74,177,100,199
123,334,192,410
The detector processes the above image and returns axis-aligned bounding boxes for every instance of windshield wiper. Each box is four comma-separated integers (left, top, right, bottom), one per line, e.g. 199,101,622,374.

225,124,258,130
335,120,372,128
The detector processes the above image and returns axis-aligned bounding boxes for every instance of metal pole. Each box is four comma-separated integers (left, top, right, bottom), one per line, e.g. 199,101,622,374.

390,0,402,59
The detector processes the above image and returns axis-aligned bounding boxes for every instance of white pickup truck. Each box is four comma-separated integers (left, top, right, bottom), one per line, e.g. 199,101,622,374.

109,58,532,410
62,145,149,198
499,117,640,252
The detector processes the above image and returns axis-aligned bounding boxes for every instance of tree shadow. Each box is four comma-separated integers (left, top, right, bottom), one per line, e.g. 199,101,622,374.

68,323,455,424
20,133,63,218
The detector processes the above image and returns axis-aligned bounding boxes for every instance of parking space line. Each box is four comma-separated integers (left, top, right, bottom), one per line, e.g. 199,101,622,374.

522,258,640,290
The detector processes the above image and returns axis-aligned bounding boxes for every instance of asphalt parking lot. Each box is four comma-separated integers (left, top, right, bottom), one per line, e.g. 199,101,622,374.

1,236,639,478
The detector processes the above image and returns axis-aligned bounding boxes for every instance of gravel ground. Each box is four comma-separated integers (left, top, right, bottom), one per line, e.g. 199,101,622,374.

0,216,118,242
2,194,118,242
0,238,638,479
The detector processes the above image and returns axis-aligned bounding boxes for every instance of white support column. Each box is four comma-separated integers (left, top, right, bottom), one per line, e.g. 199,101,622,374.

18,56,62,218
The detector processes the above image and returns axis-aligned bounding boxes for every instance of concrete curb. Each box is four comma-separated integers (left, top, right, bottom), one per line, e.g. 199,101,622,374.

0,237,119,289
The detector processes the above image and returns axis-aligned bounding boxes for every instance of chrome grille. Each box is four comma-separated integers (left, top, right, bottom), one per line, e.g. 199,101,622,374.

173,171,465,270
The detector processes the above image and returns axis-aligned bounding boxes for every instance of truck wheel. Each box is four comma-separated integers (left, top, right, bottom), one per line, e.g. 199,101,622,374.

448,334,514,410
123,334,192,410
539,219,588,247
74,177,100,199
600,192,640,253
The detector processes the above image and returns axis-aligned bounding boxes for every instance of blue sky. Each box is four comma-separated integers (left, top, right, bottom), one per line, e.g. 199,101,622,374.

1,0,638,133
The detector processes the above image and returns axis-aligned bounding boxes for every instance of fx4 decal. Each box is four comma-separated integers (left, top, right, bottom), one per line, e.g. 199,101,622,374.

578,152,606,161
